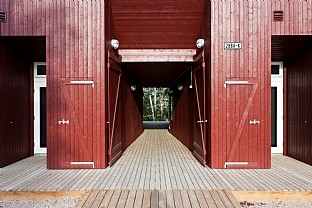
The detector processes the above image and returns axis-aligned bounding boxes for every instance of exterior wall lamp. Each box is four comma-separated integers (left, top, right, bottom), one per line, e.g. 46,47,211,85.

130,84,136,91
111,39,119,49
189,69,193,89
178,84,183,91
196,38,204,49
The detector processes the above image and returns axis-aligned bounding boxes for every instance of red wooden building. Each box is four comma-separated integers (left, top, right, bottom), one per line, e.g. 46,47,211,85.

0,0,311,169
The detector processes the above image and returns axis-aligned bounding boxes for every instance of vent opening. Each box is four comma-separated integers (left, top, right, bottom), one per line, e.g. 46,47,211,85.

273,11,283,22
0,12,6,23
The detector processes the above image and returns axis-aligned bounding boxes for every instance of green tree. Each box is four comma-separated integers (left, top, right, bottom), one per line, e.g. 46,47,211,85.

143,87,170,121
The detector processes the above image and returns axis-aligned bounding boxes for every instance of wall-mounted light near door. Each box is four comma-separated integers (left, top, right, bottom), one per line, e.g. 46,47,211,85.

130,84,136,91
189,69,193,89
178,84,183,91
196,38,204,49
111,39,119,49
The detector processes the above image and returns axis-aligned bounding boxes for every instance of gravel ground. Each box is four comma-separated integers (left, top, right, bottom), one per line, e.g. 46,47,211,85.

240,201,312,208
1,199,78,208
2,199,312,208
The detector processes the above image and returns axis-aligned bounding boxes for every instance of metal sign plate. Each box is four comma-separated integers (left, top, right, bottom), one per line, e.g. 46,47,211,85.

224,42,242,50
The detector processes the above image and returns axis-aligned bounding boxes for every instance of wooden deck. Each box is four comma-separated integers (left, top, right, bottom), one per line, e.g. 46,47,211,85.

74,189,241,208
1,130,312,192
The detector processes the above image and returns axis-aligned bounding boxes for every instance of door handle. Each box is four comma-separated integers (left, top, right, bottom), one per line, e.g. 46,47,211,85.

58,119,69,125
197,120,207,123
249,119,260,125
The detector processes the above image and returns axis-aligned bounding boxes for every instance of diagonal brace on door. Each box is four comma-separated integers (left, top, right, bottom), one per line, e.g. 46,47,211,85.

108,68,122,157
226,79,258,161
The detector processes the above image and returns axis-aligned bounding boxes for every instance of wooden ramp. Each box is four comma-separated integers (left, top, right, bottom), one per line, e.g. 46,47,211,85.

1,130,312,192
75,189,241,208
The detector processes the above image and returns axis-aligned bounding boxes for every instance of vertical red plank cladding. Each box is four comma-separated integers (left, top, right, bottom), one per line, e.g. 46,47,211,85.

210,1,271,168
253,1,259,167
214,0,221,168
121,77,143,152
92,0,99,168
170,84,194,151
223,0,230,168
58,0,65,168
272,1,312,35
202,1,211,167
271,1,312,166
0,0,109,168
52,0,58,169
64,0,69,165
45,0,52,169
86,1,93,166
265,0,272,168
99,0,106,168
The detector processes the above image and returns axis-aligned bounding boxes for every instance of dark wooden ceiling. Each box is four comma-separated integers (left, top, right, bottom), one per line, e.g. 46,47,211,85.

272,35,312,62
122,62,192,87
1,36,46,62
110,0,205,49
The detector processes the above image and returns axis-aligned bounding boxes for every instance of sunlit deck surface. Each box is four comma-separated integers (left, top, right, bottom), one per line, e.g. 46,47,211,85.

1,130,312,192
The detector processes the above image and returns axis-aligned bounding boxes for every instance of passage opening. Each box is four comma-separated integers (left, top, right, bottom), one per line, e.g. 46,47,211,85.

143,87,170,129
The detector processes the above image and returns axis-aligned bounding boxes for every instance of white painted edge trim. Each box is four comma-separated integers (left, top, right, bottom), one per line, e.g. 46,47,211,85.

70,162,94,168
69,81,94,87
224,162,248,168
224,80,249,88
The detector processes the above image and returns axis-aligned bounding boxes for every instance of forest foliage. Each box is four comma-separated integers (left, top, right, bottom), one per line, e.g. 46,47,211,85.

143,87,170,121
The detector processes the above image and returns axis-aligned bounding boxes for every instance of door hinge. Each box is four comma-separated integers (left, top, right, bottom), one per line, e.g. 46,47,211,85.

34,115,35,120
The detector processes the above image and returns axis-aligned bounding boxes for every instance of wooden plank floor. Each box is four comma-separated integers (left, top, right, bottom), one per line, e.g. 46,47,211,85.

74,189,241,208
1,130,312,191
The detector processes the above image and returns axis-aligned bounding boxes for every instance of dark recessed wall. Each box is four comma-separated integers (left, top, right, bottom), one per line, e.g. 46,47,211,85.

0,39,31,167
286,46,312,166
169,82,194,151
121,75,144,152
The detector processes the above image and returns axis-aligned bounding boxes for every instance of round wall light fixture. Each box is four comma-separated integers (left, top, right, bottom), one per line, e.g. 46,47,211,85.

130,84,136,91
111,39,119,49
196,39,204,49
178,84,183,91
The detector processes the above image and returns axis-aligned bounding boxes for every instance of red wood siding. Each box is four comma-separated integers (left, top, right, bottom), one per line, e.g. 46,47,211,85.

0,0,108,168
2,0,311,169
121,77,144,151
286,46,312,166
271,1,312,35
0,40,31,167
107,53,122,167
200,0,212,167
170,83,194,151
210,1,271,168
271,1,312,166
110,0,205,49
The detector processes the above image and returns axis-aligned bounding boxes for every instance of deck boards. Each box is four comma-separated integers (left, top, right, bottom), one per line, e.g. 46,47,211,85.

1,130,312,192
73,189,241,208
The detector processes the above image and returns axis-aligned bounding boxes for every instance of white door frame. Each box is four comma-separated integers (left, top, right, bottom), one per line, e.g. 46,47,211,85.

271,61,283,154
34,62,47,154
